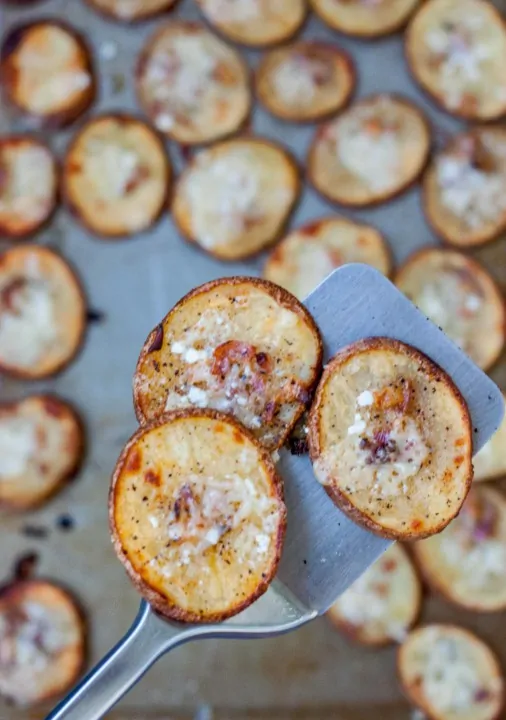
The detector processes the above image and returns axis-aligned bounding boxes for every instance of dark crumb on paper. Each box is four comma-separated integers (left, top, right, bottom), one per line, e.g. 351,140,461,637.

87,308,107,324
21,524,50,540
111,73,126,95
14,552,39,581
56,514,75,532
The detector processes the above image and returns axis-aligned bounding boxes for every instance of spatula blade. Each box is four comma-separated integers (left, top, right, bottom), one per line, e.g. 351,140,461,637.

277,264,504,614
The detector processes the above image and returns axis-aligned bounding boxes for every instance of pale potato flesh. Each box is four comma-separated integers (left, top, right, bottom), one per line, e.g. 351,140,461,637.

311,0,420,37
474,394,506,482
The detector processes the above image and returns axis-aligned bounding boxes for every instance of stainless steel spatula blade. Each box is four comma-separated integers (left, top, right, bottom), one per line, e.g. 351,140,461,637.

278,263,503,613
47,265,504,720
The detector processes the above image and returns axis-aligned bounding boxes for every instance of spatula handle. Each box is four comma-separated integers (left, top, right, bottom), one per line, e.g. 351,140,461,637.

45,602,189,720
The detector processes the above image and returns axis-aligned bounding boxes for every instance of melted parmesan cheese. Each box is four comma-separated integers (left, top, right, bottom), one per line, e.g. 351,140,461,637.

186,149,263,248
202,0,261,22
85,139,142,199
333,558,408,641
152,473,281,572
148,34,217,128
424,12,500,109
337,107,401,192
272,56,319,105
0,416,37,477
0,146,54,222
436,154,506,228
421,634,480,712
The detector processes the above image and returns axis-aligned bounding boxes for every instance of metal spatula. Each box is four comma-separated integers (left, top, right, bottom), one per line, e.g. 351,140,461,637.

47,264,504,720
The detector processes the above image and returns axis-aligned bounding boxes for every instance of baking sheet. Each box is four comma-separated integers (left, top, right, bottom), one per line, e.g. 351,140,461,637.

0,0,505,718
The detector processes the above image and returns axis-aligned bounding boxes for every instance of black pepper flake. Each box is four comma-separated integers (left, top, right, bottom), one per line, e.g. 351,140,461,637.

56,514,75,532
87,308,106,324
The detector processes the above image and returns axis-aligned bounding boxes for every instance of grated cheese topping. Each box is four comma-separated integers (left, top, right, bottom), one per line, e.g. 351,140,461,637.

424,14,504,109
0,600,76,675
147,34,218,131
421,633,480,712
336,103,402,192
185,149,264,248
271,54,328,106
0,415,37,477
436,152,506,229
333,555,409,642
17,26,91,113
84,138,142,200
0,145,54,222
201,0,262,22
149,473,281,573
0,272,58,369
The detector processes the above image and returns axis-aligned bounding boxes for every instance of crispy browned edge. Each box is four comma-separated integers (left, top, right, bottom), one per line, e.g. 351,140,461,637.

0,136,59,241
422,128,506,247
263,216,395,282
306,93,432,209
85,0,179,23
61,112,172,240
395,246,506,372
254,41,356,124
411,487,506,613
308,336,473,541
133,275,324,446
327,545,423,647
310,0,421,39
0,19,97,129
196,0,309,49
0,244,88,380
405,0,506,122
0,394,85,512
172,137,302,260
397,623,505,720
109,407,287,623
135,21,253,147
0,578,87,707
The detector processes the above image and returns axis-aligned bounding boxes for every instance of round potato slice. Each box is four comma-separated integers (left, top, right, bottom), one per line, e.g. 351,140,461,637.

63,114,170,238
110,409,286,623
405,0,506,122
0,137,58,240
86,0,178,21
134,277,323,451
255,41,355,123
310,0,420,38
327,544,421,646
172,138,300,260
0,395,83,511
396,248,505,371
308,337,472,540
474,394,506,483
307,94,430,207
424,127,506,248
195,0,306,47
413,487,506,612
0,245,86,379
0,580,85,707
398,625,504,720
0,21,95,128
136,22,251,145
263,216,392,300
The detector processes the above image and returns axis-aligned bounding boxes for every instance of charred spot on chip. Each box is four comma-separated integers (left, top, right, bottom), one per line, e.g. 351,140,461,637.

144,469,160,487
